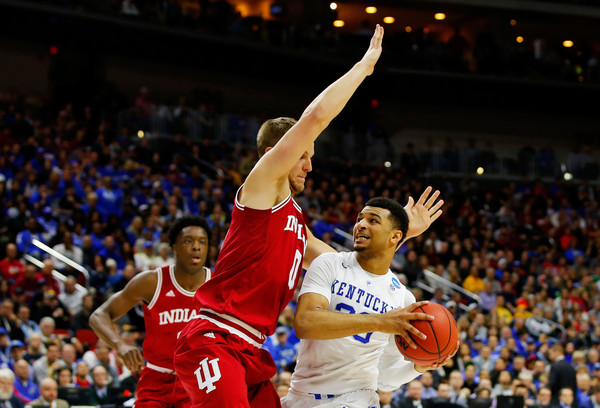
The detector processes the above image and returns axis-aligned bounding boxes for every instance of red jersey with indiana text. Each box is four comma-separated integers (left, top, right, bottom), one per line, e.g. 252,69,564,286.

194,190,307,337
143,264,211,370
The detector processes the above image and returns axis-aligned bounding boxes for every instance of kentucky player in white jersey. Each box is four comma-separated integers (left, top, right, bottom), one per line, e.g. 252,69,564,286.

282,196,458,408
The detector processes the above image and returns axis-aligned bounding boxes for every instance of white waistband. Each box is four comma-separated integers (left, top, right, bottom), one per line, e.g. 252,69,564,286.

146,362,176,374
198,309,266,348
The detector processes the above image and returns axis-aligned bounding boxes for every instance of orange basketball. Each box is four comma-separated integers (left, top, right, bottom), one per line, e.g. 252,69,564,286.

395,302,459,366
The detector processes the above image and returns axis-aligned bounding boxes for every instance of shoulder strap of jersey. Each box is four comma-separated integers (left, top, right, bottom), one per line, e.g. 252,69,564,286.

146,266,166,309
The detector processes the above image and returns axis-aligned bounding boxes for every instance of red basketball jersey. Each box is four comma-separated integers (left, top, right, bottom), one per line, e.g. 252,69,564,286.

143,264,211,370
194,191,307,338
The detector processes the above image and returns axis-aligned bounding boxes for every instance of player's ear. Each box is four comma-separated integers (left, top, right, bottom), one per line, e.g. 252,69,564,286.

391,230,403,247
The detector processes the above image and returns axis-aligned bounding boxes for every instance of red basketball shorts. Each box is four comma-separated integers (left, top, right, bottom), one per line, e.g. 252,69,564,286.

174,320,280,408
135,365,190,408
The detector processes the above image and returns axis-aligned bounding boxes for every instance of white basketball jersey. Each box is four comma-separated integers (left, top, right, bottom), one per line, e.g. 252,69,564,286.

290,251,421,395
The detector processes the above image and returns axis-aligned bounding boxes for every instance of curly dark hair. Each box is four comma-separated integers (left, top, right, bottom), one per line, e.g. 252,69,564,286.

168,216,212,247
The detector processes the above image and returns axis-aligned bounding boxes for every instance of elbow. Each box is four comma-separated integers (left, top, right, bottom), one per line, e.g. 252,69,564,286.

293,315,313,339
88,309,102,331
301,105,329,132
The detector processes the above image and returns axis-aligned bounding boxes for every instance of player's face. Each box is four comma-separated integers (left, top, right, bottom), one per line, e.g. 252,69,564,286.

288,145,314,195
353,206,396,253
173,226,209,273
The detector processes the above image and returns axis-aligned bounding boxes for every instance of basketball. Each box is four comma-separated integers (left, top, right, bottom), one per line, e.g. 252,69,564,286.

395,302,458,366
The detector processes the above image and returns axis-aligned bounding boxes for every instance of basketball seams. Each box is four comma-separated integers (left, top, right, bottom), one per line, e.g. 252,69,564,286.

396,303,458,366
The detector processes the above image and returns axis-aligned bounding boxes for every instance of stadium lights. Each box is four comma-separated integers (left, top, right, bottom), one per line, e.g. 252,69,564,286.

434,13,446,21
383,16,395,24
330,2,337,10
366,6,377,14
333,20,345,27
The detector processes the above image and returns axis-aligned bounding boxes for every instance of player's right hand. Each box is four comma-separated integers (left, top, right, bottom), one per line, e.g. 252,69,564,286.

361,24,384,76
118,344,145,373
383,301,434,349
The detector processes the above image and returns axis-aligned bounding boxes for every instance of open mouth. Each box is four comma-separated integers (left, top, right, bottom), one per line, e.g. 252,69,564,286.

354,234,369,243
191,256,202,264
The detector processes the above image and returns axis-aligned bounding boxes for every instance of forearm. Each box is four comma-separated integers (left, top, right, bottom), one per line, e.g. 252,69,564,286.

303,232,336,269
295,308,385,339
89,308,126,350
300,61,373,134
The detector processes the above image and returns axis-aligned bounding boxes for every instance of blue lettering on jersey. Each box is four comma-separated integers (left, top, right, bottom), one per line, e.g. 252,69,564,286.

330,280,395,314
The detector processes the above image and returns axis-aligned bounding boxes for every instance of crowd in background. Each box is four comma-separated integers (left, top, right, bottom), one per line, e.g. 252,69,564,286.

27,0,600,85
1,88,600,408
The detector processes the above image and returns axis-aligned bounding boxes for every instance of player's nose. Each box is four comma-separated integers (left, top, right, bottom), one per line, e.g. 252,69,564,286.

304,157,312,172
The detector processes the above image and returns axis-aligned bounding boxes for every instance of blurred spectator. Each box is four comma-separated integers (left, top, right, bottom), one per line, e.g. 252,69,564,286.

16,305,40,342
0,243,24,283
535,385,553,407
51,232,83,271
155,243,174,267
13,264,44,303
38,317,56,346
448,370,469,407
30,378,69,408
32,341,64,386
97,236,125,270
589,385,600,408
81,340,120,387
0,368,24,408
58,277,85,316
12,359,39,404
56,366,73,388
548,344,577,406
420,371,437,400
398,380,424,408
266,326,296,374
133,241,156,272
34,291,70,330
576,372,592,408
558,387,576,408
70,294,94,333
39,259,61,295
60,343,78,374
87,365,111,406
73,361,91,388
23,333,45,365
0,299,25,341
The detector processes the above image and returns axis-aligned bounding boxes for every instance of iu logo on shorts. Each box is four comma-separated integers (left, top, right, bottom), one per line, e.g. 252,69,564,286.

194,357,222,394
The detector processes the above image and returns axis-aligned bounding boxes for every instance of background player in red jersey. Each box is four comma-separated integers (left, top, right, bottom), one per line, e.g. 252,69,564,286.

89,216,212,408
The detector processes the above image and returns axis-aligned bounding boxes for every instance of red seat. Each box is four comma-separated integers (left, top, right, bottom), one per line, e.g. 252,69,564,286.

53,328,73,338
76,328,99,348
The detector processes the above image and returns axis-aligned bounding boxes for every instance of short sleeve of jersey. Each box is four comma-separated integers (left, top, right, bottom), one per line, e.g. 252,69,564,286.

402,288,417,308
298,252,340,303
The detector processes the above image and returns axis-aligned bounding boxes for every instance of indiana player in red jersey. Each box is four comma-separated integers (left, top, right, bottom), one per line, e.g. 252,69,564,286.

89,216,212,408
174,26,387,408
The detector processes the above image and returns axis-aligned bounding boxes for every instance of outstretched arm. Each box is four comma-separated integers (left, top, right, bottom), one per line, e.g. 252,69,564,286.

241,25,385,210
89,271,156,373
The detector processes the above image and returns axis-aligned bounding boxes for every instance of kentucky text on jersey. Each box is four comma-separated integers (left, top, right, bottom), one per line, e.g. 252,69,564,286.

283,215,307,254
158,308,199,325
330,280,395,313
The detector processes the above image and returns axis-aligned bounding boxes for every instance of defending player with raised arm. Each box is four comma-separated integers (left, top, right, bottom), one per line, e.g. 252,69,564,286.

89,216,212,408
281,196,458,408
174,26,391,408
